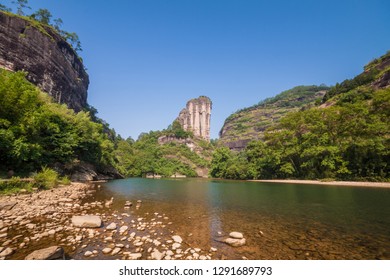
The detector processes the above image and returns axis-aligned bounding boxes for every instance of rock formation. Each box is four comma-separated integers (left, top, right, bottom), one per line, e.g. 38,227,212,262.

177,96,212,141
0,12,89,112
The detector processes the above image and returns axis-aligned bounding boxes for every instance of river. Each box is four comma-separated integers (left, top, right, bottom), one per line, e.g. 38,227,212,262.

84,178,390,260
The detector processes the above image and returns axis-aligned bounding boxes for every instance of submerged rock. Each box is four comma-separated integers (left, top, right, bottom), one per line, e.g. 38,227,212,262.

229,232,244,239
224,238,246,247
71,216,102,228
25,246,65,260
106,223,117,230
172,235,183,244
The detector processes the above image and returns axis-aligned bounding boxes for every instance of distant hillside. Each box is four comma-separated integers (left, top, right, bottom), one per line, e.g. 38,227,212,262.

210,51,390,181
219,85,329,150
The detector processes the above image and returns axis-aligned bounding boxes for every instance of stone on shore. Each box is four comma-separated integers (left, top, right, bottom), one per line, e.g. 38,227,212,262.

119,226,129,235
151,249,165,260
0,247,14,258
25,246,65,260
71,216,102,228
84,251,93,257
128,253,142,260
102,248,112,254
111,248,122,256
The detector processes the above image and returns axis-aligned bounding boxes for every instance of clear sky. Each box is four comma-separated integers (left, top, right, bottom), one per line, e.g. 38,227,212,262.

3,0,390,139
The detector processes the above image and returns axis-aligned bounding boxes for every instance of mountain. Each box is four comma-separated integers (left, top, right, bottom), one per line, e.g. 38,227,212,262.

114,97,215,178
219,85,329,150
211,51,390,181
0,11,88,112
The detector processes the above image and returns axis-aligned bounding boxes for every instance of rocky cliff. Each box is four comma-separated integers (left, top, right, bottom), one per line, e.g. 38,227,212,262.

177,96,212,141
219,85,329,151
0,12,89,112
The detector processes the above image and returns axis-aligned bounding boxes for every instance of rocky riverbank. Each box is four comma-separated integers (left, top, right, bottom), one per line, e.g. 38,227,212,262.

0,182,245,260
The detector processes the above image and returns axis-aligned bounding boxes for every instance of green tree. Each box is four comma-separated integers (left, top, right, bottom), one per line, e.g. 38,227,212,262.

63,32,82,52
210,147,232,178
30,8,52,25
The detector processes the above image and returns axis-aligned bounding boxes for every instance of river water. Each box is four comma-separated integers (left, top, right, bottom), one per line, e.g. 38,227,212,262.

91,178,390,260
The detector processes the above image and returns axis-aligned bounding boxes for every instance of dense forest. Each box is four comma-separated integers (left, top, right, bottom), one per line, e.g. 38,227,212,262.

0,70,116,174
211,52,390,181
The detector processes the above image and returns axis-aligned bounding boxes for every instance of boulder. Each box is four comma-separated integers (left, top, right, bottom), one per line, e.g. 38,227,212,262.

71,216,102,228
25,246,65,260
224,238,246,247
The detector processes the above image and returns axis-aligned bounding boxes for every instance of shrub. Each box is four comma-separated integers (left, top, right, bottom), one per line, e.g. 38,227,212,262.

33,167,59,189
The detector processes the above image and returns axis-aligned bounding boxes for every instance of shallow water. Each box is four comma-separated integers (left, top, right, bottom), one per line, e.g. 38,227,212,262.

91,178,390,260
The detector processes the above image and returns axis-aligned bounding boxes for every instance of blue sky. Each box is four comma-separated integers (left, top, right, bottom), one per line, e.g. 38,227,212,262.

3,0,390,139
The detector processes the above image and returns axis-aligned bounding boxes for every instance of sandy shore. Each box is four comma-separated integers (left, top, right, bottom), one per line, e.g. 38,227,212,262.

249,179,390,188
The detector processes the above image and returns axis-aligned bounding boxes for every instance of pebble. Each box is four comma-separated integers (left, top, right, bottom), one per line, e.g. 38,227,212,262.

84,251,93,257
128,253,142,260
172,235,183,243
26,224,36,230
111,248,122,256
102,248,112,254
106,223,117,230
151,249,164,260
0,247,14,257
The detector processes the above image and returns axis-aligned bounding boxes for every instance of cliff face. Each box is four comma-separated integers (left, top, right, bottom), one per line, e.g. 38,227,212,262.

0,12,89,112
177,96,212,141
219,86,328,151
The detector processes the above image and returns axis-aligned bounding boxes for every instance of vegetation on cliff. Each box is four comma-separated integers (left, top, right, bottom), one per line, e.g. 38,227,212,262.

114,123,214,178
1,1,82,52
219,85,329,150
0,70,116,176
212,52,390,181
